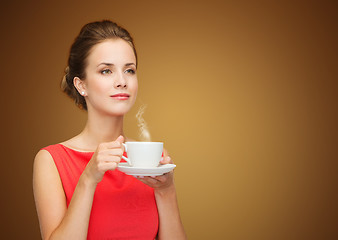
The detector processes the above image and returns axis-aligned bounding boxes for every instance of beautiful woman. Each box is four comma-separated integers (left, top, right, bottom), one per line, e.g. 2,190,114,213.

33,20,186,240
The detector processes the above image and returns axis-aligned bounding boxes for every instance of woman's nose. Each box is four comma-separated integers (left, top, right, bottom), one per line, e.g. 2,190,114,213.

114,74,127,89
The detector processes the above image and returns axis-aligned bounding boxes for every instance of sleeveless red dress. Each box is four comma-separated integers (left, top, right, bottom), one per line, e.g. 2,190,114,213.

42,144,159,240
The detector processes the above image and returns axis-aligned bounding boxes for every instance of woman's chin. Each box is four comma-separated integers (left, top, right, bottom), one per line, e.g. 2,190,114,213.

107,108,132,117
87,103,134,117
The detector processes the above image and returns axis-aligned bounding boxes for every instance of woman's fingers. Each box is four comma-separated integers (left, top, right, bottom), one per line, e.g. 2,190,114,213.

153,172,171,182
160,148,173,164
101,161,120,171
96,153,122,165
98,142,119,150
85,136,126,184
98,136,125,151
101,148,124,158
137,176,160,186
96,136,125,164
136,171,174,189
160,156,172,164
94,161,120,173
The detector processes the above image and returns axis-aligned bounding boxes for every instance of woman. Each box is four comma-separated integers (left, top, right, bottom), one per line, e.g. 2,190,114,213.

33,20,186,240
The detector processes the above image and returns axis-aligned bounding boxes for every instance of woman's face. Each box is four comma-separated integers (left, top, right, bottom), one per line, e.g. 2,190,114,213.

80,39,138,116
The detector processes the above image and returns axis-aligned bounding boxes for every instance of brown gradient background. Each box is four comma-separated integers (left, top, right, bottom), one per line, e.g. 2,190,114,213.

1,0,337,239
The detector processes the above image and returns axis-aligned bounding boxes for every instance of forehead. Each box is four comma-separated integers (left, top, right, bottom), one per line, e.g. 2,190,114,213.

87,39,136,66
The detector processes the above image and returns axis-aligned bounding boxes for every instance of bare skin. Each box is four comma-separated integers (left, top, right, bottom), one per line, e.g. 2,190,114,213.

33,39,186,240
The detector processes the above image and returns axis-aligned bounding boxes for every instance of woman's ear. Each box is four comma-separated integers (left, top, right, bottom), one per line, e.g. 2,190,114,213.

73,77,87,96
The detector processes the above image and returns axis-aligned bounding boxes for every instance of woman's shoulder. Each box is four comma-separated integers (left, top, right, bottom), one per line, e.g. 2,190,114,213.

35,143,65,164
38,134,88,153
34,141,80,170
36,137,78,161
33,147,57,174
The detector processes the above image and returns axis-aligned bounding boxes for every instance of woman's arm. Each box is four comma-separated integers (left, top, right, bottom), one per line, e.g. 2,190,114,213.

154,183,187,240
33,150,97,240
137,150,187,240
33,136,125,240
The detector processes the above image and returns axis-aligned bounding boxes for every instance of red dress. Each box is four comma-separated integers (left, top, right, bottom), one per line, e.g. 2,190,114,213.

42,144,159,240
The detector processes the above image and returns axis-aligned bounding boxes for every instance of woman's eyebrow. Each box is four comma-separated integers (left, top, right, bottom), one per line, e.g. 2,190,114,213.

97,63,135,67
97,62,114,67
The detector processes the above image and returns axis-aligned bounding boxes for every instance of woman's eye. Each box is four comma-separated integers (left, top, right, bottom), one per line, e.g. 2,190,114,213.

101,69,112,74
125,69,135,74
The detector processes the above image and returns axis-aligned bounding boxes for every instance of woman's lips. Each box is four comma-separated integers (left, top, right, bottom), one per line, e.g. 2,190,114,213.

110,93,130,100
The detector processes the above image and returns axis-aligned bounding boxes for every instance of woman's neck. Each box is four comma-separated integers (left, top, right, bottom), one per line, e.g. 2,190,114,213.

78,112,125,150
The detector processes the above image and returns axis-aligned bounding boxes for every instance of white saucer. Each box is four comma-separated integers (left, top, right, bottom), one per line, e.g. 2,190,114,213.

117,163,176,176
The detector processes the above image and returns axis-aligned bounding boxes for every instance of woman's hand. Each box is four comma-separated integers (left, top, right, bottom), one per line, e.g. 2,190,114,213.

82,135,125,185
136,150,175,194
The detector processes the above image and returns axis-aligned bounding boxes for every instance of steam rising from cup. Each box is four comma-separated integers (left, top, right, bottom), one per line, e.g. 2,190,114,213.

136,105,151,142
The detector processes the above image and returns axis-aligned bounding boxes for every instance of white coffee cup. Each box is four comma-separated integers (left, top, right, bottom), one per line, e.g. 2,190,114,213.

121,142,163,168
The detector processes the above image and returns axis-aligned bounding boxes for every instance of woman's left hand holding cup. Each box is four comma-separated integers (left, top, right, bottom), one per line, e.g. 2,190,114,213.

136,149,175,194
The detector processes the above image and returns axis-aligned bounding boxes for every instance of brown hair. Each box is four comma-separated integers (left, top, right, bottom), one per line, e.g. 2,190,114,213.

61,20,137,110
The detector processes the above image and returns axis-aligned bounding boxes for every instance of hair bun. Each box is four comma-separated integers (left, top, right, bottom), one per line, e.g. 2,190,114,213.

60,66,69,91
